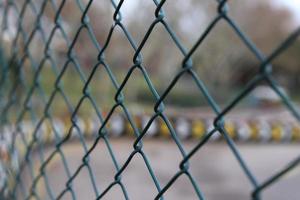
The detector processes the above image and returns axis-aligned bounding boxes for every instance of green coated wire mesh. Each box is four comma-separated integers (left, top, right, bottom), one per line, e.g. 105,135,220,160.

0,0,300,199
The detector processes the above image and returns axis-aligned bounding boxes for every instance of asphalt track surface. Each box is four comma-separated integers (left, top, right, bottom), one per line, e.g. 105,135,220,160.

19,139,300,200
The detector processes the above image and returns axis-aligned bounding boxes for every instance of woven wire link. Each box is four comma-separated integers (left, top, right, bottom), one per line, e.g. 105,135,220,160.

0,0,299,199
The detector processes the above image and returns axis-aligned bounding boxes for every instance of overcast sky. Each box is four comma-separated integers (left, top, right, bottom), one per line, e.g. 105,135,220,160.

276,0,300,24
119,0,300,28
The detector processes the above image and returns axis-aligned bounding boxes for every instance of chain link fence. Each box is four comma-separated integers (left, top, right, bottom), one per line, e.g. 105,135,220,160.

0,0,300,199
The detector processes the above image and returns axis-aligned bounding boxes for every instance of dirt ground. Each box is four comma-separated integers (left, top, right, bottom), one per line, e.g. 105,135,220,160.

19,139,300,200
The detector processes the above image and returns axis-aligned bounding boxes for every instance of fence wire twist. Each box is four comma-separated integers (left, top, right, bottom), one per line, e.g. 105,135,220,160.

0,0,300,199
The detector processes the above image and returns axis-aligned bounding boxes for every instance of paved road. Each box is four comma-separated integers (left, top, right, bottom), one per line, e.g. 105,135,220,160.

19,139,300,200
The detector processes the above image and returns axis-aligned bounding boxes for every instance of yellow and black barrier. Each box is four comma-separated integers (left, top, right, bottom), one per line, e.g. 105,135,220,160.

2,114,299,147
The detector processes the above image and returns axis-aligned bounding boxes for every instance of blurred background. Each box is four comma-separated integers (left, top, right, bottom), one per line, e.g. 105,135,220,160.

1,0,300,200
1,0,300,115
